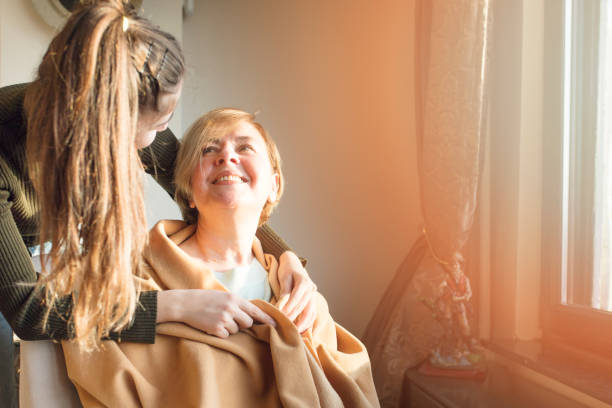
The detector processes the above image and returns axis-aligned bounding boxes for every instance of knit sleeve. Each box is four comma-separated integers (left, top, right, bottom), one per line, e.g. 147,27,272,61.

0,188,58,340
256,223,307,266
0,189,158,343
139,128,179,198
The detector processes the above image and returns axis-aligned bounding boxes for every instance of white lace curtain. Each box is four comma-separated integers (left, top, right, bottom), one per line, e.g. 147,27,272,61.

362,0,491,406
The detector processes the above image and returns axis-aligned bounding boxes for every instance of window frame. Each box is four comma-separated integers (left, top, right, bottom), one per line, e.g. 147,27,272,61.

540,0,612,359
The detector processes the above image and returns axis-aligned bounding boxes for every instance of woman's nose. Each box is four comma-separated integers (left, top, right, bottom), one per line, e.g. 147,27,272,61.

215,148,239,166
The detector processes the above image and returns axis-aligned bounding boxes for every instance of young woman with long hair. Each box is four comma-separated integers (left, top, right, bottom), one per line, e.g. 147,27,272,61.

0,0,316,402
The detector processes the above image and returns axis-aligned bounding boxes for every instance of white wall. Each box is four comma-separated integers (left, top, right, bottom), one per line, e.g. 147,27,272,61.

0,0,55,86
137,0,184,225
182,0,422,336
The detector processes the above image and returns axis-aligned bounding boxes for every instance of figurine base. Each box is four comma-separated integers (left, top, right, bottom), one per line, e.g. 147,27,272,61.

417,360,487,381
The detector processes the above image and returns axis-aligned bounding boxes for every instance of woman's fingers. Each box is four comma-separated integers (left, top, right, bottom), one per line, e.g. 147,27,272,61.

224,318,240,335
294,298,317,333
276,251,302,311
279,274,304,316
238,299,276,327
232,308,254,329
213,326,230,338
158,289,276,339
274,252,318,331
282,274,317,321
220,295,276,334
213,297,275,338
276,276,293,311
283,287,308,322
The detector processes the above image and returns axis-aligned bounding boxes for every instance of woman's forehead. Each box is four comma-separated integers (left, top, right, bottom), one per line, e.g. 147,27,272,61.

205,121,264,144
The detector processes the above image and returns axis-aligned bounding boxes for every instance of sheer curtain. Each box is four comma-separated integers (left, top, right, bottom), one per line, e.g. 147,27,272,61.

593,0,612,311
362,0,491,406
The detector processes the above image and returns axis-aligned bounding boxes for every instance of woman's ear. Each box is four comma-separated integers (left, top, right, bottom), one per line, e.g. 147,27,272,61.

189,200,195,209
268,173,280,203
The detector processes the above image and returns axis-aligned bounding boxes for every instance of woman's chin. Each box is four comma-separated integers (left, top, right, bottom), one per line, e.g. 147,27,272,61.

205,194,246,211
205,194,265,216
135,131,157,149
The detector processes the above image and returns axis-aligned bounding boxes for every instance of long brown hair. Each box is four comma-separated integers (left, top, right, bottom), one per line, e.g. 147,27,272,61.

24,0,184,350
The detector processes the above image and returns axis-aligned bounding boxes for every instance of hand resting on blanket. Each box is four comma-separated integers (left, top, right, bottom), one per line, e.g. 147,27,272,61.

157,289,276,338
156,250,317,337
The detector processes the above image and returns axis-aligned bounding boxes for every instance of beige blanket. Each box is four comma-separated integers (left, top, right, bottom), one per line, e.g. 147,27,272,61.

62,220,379,407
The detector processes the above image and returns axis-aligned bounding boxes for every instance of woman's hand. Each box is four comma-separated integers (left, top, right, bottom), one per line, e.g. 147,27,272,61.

156,289,276,338
275,251,317,333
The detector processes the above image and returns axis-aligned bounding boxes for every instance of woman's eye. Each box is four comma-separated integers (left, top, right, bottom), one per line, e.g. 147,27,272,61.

238,144,254,152
202,146,217,154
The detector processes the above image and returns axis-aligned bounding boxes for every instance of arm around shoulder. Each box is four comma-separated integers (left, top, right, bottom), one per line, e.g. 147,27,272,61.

139,128,180,198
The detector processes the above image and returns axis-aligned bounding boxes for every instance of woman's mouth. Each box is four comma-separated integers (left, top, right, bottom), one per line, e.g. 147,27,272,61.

213,174,247,184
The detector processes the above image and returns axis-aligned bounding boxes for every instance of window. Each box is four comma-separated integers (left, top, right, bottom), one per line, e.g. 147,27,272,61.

542,0,612,357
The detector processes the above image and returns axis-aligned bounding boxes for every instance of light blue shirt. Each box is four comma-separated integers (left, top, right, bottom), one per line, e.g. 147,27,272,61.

213,258,272,302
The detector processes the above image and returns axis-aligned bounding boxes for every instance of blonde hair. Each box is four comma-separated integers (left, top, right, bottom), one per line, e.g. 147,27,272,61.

24,0,184,350
175,108,284,226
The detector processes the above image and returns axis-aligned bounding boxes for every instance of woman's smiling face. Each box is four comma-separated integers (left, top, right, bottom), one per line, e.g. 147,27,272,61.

189,121,279,215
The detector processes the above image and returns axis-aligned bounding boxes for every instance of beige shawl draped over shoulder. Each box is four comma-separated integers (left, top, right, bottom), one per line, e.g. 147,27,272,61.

62,220,379,407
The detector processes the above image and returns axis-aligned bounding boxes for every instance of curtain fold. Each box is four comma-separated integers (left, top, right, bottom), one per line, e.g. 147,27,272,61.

363,0,491,406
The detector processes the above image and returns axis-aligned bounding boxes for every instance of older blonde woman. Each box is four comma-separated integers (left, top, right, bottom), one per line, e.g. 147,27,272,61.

62,108,379,407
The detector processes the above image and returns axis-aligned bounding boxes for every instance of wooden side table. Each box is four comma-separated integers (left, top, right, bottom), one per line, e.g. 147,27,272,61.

400,361,592,408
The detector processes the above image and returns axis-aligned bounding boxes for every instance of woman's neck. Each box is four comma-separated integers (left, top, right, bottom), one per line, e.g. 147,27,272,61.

186,209,259,271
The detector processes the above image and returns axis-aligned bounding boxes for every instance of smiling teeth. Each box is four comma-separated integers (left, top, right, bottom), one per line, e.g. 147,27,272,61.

217,175,243,183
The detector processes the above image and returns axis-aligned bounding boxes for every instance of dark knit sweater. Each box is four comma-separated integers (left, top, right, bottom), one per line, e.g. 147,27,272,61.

0,83,293,343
